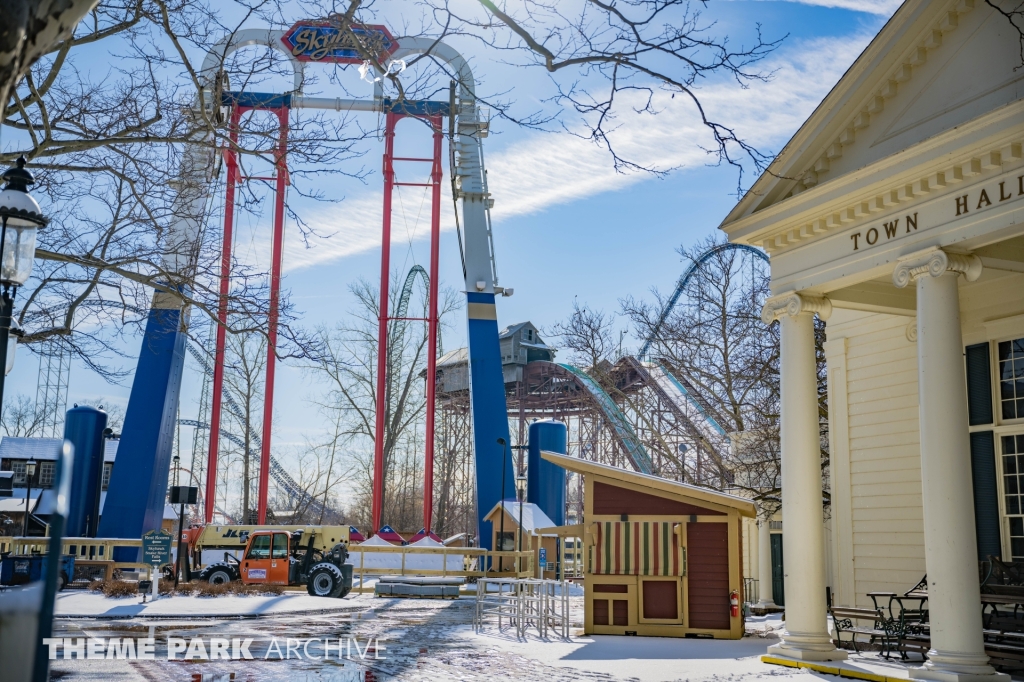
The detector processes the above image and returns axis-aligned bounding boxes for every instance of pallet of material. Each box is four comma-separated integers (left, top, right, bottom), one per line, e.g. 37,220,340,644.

374,582,460,598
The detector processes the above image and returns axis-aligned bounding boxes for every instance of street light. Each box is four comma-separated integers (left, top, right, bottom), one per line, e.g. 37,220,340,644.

515,469,527,574
0,156,47,417
496,437,509,571
23,457,37,536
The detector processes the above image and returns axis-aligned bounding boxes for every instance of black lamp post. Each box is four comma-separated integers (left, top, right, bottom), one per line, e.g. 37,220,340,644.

0,156,47,420
515,469,527,574
496,437,508,571
23,456,37,536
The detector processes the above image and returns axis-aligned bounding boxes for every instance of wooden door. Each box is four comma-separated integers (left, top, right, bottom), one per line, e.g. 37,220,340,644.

686,522,730,630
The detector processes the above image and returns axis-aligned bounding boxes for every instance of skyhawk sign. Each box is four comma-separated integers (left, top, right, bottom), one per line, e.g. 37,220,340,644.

281,18,398,64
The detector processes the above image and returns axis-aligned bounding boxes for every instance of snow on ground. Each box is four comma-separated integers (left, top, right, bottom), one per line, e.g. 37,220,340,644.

47,594,925,681
55,590,364,618
461,625,789,682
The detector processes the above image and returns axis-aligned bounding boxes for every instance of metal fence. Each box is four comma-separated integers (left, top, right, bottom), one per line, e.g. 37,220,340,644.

743,577,759,604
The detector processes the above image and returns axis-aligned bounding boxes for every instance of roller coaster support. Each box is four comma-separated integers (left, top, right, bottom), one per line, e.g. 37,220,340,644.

370,110,443,534
97,124,215,552
386,39,515,548
204,106,240,524
107,25,512,550
204,97,289,525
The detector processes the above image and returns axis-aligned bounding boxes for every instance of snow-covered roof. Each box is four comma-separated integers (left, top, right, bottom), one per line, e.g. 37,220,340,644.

0,437,119,462
499,321,530,338
485,501,558,535
437,347,468,367
360,534,398,547
409,536,442,547
0,490,41,512
0,437,62,461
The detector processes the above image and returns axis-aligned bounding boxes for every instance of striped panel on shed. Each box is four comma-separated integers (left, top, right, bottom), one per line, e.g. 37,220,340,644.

592,521,683,576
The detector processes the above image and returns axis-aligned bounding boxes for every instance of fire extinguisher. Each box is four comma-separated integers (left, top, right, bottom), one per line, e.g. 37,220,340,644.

730,590,740,618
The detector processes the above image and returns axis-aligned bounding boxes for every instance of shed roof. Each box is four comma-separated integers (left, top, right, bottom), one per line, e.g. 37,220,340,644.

0,437,119,463
484,500,558,535
541,451,756,517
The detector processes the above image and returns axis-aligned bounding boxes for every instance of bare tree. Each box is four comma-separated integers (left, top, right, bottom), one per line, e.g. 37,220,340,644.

305,273,460,530
986,0,1024,67
428,0,782,190
5,1,368,382
621,235,828,517
548,300,615,372
0,0,783,386
431,402,473,538
0,392,46,436
220,331,266,521
271,443,348,525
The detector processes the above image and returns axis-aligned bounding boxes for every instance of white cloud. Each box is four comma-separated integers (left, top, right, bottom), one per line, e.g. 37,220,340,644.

280,33,873,272
749,0,901,14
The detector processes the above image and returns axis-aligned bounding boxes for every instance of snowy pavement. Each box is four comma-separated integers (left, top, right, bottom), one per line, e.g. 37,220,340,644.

45,593,920,681
55,590,365,618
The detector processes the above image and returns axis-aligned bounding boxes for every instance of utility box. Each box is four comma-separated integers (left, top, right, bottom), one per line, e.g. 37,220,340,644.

0,554,75,590
168,486,198,504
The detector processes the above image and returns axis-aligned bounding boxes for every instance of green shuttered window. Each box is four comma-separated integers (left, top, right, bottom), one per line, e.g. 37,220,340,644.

966,342,993,425
965,343,999,560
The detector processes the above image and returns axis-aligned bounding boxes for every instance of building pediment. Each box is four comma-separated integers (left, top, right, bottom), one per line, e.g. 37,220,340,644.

721,0,1024,244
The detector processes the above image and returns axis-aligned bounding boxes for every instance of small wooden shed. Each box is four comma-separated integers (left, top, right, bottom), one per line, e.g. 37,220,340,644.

483,501,559,578
542,451,755,639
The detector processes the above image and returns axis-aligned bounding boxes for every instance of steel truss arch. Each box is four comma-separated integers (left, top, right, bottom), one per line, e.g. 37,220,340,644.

639,243,769,359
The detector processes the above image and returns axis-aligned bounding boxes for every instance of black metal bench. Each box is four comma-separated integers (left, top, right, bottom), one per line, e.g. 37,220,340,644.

830,606,894,654
984,629,1024,670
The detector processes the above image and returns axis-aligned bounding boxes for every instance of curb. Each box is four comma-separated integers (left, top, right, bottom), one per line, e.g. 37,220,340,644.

761,655,907,682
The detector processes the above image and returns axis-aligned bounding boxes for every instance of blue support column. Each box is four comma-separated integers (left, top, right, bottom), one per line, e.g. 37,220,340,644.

465,292,514,550
97,296,186,557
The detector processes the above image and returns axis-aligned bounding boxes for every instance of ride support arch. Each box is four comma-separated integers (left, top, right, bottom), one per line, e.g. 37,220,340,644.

98,19,514,551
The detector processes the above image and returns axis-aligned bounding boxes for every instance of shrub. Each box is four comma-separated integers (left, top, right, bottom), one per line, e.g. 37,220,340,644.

99,580,138,598
198,581,230,597
172,581,199,597
233,582,283,596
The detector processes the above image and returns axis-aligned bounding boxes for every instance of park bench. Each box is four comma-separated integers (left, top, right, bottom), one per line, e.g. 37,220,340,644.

830,606,894,654
983,629,1024,670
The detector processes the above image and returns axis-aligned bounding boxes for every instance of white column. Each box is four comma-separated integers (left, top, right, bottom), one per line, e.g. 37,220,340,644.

757,516,775,607
762,293,845,661
894,248,1006,682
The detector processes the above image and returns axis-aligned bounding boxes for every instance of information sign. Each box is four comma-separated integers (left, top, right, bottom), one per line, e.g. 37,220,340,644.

281,18,398,64
141,530,172,566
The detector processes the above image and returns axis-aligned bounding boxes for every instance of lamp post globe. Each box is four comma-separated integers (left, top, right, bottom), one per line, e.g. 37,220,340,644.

0,155,47,422
0,156,47,284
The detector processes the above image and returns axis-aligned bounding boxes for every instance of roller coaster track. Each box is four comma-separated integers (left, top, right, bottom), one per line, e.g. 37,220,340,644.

638,243,768,359
552,363,654,475
620,356,731,478
387,265,429,414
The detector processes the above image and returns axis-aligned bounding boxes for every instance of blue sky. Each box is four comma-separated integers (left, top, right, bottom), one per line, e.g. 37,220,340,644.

3,0,894,472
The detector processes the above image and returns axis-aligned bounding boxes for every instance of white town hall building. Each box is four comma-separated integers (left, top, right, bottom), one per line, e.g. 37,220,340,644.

722,0,1024,679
